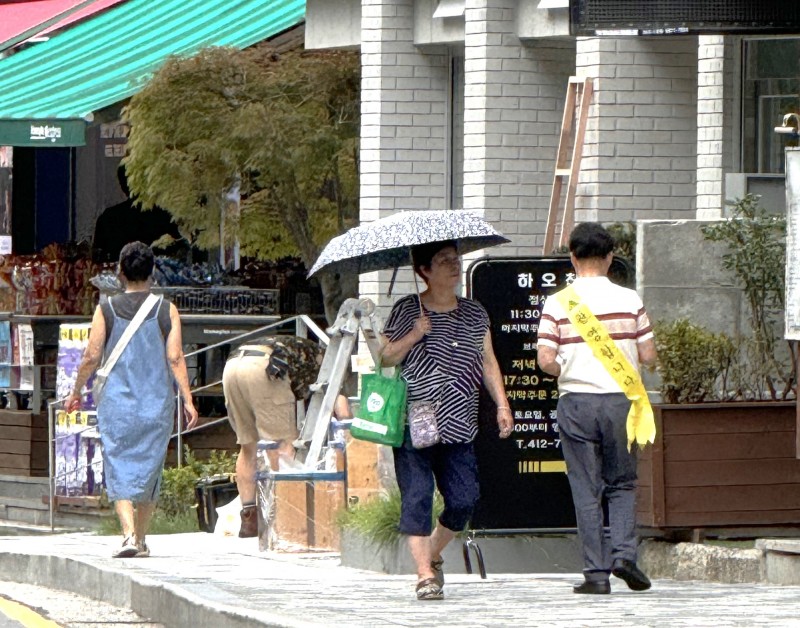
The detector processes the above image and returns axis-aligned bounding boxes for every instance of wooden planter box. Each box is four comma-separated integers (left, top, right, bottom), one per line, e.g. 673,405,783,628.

637,402,799,529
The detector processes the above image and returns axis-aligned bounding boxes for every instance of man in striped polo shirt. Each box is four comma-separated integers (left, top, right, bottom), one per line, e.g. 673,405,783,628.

537,222,657,595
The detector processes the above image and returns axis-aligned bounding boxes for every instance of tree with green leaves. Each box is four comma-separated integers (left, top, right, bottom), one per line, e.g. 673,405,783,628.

123,45,360,322
701,194,791,400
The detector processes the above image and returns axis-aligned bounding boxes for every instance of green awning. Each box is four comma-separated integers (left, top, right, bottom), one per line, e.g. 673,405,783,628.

0,0,306,147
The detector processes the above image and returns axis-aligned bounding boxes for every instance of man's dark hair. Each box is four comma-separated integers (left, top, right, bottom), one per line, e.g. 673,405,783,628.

411,240,458,280
118,241,154,282
569,223,615,260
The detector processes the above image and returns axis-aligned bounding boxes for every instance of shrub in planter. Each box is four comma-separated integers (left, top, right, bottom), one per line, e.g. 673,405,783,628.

653,319,737,403
337,489,443,548
699,194,794,400
638,198,799,529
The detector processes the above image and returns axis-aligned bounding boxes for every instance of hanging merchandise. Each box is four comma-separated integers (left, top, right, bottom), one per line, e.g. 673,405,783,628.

0,244,113,316
0,321,10,388
14,323,34,391
54,323,102,497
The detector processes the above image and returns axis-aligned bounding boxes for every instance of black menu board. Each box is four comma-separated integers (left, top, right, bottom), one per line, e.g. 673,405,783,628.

467,257,576,530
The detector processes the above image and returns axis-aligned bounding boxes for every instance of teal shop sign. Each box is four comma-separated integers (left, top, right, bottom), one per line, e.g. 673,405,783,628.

0,119,86,147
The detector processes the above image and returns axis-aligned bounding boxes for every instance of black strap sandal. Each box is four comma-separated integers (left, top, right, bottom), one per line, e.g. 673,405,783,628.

431,558,445,587
416,577,444,601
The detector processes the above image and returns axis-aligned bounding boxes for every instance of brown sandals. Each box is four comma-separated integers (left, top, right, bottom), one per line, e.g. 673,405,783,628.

416,577,444,601
431,558,444,587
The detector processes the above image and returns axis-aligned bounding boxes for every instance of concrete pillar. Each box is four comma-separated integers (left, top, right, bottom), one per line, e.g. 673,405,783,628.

359,0,449,310
462,0,574,254
696,35,726,219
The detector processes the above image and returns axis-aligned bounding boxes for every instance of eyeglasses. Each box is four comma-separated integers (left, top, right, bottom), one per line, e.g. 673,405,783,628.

432,255,461,267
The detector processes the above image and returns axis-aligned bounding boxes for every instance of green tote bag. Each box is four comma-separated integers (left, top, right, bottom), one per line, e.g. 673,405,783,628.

350,367,407,447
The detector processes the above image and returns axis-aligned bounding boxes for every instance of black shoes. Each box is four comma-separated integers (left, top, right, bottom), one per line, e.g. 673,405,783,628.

573,580,610,595
612,559,652,591
573,560,650,594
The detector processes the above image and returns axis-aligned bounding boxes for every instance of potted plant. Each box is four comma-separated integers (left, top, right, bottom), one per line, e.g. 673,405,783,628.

637,194,799,531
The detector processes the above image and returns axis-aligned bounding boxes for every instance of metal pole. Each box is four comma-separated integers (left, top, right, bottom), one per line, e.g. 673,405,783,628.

47,400,55,532
176,395,184,467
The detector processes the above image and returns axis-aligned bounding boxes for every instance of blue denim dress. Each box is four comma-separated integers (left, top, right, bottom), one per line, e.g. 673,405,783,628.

97,296,175,502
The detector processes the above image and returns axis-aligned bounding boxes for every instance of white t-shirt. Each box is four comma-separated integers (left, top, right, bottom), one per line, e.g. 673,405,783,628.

537,276,654,395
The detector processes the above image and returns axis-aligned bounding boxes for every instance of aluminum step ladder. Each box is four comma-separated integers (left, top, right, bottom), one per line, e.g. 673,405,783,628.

256,297,385,550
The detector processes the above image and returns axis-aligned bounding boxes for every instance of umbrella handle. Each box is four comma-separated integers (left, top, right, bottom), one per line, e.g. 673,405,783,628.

410,251,424,317
387,267,399,297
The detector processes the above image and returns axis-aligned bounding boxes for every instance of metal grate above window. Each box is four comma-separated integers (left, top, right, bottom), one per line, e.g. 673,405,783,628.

570,0,800,36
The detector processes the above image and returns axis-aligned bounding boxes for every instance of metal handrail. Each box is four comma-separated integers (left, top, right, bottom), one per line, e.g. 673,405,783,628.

173,314,329,466
48,313,330,529
183,314,329,359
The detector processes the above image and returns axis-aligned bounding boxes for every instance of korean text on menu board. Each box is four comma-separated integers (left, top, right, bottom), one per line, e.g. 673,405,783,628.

472,259,575,465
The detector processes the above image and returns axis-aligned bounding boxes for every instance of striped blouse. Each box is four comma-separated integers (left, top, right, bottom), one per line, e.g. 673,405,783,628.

384,294,490,444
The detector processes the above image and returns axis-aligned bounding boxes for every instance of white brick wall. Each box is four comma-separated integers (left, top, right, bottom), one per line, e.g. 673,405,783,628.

355,5,717,318
696,35,726,218
576,36,698,223
359,0,449,311
462,0,574,256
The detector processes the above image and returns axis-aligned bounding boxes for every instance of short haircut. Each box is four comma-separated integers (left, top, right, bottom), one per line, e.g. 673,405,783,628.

118,241,155,282
411,240,458,280
569,223,614,260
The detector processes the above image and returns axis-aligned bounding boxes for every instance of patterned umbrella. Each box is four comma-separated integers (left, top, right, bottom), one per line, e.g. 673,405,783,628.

308,209,510,277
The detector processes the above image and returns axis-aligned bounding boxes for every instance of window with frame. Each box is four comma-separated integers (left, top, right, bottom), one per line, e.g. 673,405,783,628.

448,54,465,209
742,38,800,174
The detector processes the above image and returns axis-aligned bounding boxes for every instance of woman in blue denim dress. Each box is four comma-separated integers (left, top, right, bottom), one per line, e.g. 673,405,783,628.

66,242,198,558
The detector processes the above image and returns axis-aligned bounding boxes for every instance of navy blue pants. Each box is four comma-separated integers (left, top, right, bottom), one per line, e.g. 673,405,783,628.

393,435,480,536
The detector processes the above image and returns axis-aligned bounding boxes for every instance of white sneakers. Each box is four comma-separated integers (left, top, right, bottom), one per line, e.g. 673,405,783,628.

111,535,150,558
112,536,138,558
135,541,150,558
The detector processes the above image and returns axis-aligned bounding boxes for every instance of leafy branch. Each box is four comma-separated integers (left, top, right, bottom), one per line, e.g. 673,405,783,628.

700,194,792,400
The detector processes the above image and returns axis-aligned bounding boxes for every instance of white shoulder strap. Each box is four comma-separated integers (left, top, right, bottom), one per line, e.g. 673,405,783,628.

97,293,161,378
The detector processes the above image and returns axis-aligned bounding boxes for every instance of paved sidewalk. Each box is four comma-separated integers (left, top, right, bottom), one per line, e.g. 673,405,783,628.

0,533,799,628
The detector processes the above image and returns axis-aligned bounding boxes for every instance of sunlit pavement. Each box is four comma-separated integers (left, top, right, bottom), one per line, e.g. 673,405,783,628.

0,533,799,628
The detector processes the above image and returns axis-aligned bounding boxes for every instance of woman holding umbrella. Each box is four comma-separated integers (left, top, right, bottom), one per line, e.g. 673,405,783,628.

380,240,513,601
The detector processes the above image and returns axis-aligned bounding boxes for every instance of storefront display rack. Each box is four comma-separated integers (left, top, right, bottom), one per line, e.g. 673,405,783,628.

152,286,280,316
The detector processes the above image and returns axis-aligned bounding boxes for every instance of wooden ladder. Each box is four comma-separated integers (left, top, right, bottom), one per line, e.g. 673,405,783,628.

542,76,594,255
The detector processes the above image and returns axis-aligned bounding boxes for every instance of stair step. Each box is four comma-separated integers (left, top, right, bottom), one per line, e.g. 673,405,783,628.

0,474,49,500
0,505,111,530
757,540,800,585
0,522,73,536
53,511,112,531
0,494,112,530
0,496,48,512
0,474,48,485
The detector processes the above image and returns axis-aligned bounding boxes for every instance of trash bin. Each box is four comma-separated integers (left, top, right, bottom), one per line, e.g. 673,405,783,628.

195,475,239,533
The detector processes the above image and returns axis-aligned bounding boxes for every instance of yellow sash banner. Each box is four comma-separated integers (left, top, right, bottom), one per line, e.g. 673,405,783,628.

554,285,656,450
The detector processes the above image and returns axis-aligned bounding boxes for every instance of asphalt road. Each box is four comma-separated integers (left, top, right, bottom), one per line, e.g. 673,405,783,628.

0,582,163,628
